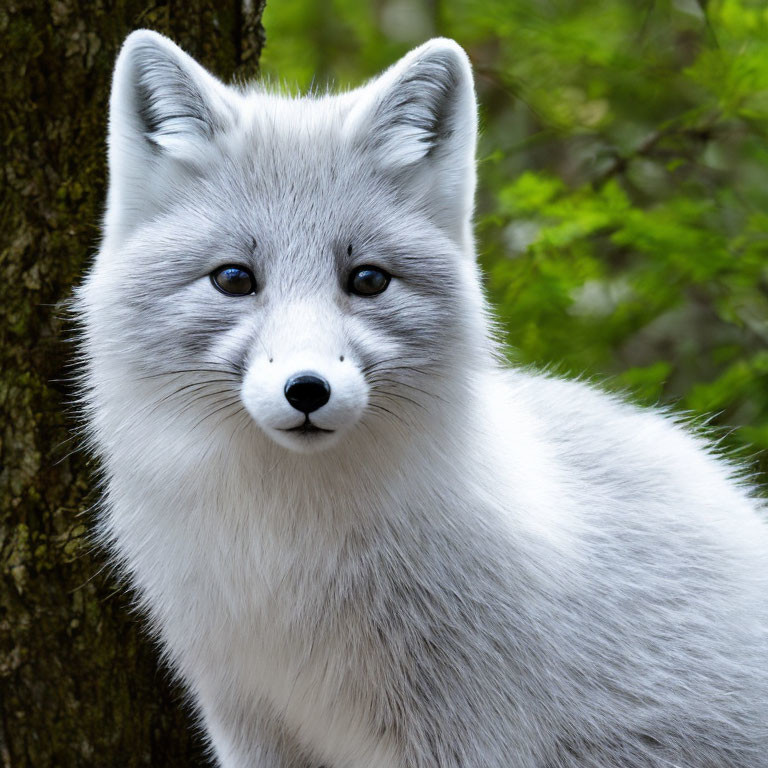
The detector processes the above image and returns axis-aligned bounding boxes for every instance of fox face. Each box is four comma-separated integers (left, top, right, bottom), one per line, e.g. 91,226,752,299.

82,31,485,454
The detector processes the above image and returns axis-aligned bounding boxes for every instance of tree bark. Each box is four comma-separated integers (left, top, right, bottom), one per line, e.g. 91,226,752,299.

0,3,265,765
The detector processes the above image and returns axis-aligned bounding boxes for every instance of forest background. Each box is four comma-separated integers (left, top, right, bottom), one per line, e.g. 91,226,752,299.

2,0,768,765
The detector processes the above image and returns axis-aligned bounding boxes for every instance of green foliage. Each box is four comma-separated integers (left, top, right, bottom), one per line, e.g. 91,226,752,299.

261,0,768,475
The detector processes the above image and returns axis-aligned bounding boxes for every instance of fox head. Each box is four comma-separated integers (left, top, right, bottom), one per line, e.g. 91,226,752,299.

80,31,492,456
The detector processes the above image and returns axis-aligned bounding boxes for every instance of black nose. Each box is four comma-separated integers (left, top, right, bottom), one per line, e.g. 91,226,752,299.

284,373,331,414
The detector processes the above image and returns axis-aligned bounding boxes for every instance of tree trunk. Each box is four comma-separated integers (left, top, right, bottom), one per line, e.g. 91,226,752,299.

0,3,266,765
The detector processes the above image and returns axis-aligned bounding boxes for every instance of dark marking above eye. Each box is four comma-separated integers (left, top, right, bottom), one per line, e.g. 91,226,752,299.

210,264,257,296
347,244,353,256
348,265,391,297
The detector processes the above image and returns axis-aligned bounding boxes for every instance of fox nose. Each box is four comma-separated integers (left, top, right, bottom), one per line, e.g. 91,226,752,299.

284,373,331,414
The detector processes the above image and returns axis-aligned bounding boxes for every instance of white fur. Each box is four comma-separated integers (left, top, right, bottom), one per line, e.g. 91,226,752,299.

76,30,768,768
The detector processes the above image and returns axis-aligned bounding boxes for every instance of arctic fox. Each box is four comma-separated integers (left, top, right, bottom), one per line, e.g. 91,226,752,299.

76,29,768,768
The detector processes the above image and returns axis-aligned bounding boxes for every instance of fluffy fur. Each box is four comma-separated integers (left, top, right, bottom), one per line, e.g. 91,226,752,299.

75,30,768,767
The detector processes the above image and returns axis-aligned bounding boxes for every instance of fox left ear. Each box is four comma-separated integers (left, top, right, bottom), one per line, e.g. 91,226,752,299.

105,30,239,244
345,39,478,249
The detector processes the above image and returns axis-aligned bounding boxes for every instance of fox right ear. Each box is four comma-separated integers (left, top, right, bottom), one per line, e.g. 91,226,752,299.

344,39,477,251
105,30,238,243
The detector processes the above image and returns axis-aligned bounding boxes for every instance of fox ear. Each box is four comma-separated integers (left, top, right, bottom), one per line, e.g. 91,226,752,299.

346,39,478,248
105,30,237,242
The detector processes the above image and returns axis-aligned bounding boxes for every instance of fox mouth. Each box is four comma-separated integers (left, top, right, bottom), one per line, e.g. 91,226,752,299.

280,418,335,435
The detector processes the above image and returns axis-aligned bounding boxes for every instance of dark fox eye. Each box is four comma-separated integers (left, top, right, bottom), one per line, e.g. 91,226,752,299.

211,265,256,296
348,266,390,296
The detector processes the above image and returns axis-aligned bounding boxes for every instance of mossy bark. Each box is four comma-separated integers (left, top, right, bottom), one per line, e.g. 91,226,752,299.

0,3,265,765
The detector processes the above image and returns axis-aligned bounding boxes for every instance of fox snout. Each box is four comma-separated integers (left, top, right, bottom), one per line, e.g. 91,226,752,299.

241,348,369,452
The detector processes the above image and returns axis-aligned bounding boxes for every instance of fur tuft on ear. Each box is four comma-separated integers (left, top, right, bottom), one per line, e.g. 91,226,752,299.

112,29,235,156
367,45,468,167
345,39,478,248
104,30,237,243
132,42,221,151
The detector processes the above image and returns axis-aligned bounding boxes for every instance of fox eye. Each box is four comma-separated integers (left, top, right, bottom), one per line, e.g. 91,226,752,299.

210,265,256,296
348,266,390,297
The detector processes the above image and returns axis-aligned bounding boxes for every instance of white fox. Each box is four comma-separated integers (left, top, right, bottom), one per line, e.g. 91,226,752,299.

76,30,768,767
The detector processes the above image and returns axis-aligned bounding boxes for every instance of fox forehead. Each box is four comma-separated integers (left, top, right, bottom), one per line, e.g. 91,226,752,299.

149,147,426,281
203,121,399,234
221,93,365,185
